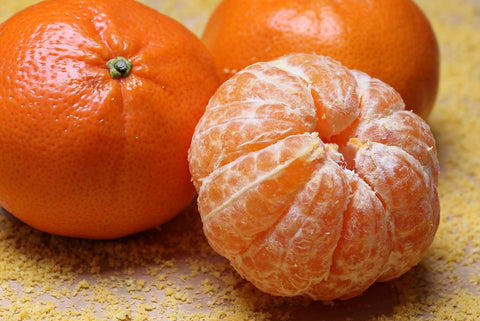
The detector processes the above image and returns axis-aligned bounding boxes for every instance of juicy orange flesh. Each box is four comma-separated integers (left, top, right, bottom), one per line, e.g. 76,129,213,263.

188,53,439,300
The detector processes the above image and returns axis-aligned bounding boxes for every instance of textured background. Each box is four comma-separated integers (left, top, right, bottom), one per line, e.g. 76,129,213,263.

0,0,479,320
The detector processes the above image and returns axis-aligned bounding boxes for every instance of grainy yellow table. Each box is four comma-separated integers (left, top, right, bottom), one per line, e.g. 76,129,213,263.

0,0,479,320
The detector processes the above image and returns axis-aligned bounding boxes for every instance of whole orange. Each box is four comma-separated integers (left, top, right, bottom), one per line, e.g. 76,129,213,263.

0,0,220,239
202,0,439,119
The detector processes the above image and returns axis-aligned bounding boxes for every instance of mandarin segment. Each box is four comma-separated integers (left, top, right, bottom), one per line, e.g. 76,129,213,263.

351,70,406,118
188,53,440,300
353,111,439,181
306,171,392,300
270,54,360,138
198,133,325,257
348,140,439,281
232,156,351,297
190,62,318,188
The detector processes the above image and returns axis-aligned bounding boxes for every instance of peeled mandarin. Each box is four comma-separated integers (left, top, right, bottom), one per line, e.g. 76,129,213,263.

188,53,440,300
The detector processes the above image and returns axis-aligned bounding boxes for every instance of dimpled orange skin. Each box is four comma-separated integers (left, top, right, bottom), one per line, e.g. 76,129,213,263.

188,53,440,300
202,0,439,119
0,0,220,239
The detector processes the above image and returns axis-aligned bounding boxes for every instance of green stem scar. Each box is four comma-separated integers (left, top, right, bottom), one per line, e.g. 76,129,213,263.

107,57,132,78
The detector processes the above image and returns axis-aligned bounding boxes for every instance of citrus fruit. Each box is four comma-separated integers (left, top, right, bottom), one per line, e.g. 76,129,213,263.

202,0,439,119
188,53,440,300
0,0,220,239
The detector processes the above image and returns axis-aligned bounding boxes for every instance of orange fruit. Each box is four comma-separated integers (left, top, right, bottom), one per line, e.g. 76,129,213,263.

0,0,220,239
202,0,439,119
188,53,440,300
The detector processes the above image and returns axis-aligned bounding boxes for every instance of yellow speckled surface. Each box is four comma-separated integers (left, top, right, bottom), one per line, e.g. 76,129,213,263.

1,0,479,320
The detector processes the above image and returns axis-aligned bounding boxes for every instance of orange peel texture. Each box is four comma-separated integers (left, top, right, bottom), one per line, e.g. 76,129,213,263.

188,53,440,300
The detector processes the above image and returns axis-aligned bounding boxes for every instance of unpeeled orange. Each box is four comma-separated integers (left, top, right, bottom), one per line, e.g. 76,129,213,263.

202,0,439,119
188,53,440,300
0,0,220,239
